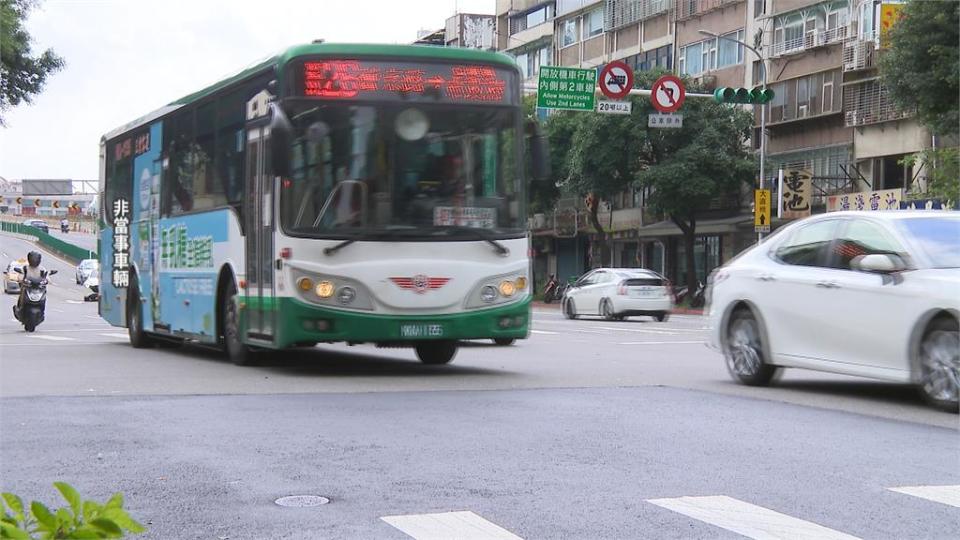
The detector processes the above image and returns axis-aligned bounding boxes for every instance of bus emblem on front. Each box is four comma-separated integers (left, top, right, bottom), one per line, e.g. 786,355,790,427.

390,275,451,294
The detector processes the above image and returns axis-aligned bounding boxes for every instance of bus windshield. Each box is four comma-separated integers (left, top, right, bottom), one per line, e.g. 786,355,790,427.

279,101,524,239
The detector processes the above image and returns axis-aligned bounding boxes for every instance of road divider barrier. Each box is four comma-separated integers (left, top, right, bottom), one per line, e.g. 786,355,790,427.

0,221,97,263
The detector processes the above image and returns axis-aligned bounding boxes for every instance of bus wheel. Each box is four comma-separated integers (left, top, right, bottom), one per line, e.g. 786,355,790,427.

128,279,154,349
493,338,515,346
415,341,457,365
223,282,255,366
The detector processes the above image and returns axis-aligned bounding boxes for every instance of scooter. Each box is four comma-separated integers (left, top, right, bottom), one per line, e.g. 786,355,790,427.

12,268,57,332
543,277,561,303
60,222,70,233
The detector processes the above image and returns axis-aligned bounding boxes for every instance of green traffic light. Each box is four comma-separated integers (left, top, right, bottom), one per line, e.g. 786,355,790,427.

714,86,776,105
713,87,735,103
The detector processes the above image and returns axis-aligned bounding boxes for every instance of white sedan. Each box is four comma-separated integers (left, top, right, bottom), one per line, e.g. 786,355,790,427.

706,211,960,412
562,268,674,321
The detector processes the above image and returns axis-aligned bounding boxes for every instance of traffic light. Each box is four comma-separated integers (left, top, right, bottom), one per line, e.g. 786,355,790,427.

713,86,775,105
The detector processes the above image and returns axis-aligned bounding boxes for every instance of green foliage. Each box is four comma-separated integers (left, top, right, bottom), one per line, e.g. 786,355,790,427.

879,0,959,136
1,483,145,539
0,0,66,125
902,146,960,204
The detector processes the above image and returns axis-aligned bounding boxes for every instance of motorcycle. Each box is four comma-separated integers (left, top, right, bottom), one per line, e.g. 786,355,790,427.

60,221,70,233
542,277,561,303
12,268,58,332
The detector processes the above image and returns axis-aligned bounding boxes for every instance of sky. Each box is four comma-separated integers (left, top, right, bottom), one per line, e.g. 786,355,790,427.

0,0,495,181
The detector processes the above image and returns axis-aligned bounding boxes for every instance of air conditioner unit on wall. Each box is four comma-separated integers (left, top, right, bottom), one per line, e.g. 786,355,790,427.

844,44,860,70
804,29,818,49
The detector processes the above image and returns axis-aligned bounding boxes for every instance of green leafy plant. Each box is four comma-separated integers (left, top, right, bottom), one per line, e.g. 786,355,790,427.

1,482,145,539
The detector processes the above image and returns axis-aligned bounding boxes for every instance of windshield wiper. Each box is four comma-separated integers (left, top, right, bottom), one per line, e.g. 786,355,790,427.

436,226,510,256
323,239,355,256
323,228,421,256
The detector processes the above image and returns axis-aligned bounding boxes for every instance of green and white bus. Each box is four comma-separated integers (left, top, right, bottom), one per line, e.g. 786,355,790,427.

98,42,548,365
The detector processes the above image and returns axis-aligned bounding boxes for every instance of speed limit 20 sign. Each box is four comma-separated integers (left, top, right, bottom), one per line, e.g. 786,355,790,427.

650,75,686,113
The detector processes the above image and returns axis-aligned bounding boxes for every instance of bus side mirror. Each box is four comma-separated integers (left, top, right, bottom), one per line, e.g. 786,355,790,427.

269,102,293,178
526,119,551,183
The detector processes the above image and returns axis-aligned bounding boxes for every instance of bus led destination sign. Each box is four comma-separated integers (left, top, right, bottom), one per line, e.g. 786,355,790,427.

297,60,516,104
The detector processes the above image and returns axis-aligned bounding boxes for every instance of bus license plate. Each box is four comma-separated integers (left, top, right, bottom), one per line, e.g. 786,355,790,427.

400,324,444,338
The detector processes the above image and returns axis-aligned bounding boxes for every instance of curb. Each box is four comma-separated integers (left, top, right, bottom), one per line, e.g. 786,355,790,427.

532,301,703,316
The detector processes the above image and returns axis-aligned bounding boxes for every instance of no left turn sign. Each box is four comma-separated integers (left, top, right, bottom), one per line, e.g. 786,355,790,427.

598,61,633,100
651,75,686,113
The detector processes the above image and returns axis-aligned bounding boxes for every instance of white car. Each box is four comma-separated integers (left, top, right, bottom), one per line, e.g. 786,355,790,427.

706,211,960,412
562,267,674,321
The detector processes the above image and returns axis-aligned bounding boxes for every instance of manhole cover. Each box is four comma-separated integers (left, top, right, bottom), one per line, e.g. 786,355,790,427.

274,495,330,507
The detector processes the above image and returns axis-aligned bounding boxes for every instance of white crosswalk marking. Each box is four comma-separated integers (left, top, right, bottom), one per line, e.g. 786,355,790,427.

530,330,559,335
381,511,523,540
26,335,74,341
888,485,960,508
647,495,861,540
101,333,129,339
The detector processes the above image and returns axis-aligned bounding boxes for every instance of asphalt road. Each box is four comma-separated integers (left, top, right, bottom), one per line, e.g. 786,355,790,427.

1,233,958,539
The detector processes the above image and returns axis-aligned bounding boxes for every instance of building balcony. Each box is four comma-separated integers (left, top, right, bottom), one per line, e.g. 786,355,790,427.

843,80,911,127
676,0,741,21
605,0,674,30
506,22,554,51
770,26,848,58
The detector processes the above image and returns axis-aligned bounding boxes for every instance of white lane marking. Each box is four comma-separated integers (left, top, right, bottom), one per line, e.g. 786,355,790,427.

888,485,960,508
26,335,74,341
86,315,101,319
530,329,559,335
49,308,64,313
381,511,523,540
66,300,84,304
101,333,129,339
647,496,860,540
618,340,706,345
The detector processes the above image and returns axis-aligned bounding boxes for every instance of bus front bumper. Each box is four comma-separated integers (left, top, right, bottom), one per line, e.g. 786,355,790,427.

261,297,531,348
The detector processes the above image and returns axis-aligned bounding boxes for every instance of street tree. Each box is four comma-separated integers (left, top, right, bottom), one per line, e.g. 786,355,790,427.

635,72,755,297
0,0,65,126
879,0,959,137
879,0,959,204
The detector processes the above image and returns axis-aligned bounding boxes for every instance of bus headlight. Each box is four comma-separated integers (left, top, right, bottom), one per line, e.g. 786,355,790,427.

315,281,335,298
465,272,529,309
337,286,356,305
480,285,498,303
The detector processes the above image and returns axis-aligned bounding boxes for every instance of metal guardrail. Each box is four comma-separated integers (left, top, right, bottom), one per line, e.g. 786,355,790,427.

0,221,98,263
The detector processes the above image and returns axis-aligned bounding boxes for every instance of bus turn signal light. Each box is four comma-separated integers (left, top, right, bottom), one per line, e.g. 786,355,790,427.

298,277,314,292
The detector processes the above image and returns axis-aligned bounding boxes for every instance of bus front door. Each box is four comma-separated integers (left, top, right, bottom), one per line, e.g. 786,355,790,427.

243,125,275,343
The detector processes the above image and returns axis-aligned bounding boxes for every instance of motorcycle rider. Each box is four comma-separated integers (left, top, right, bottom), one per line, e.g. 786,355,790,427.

60,217,70,233
543,273,560,303
15,251,49,317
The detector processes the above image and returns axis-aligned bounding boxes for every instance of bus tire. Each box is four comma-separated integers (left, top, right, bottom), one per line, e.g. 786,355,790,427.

223,281,255,366
415,341,457,365
127,276,154,349
493,338,515,346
